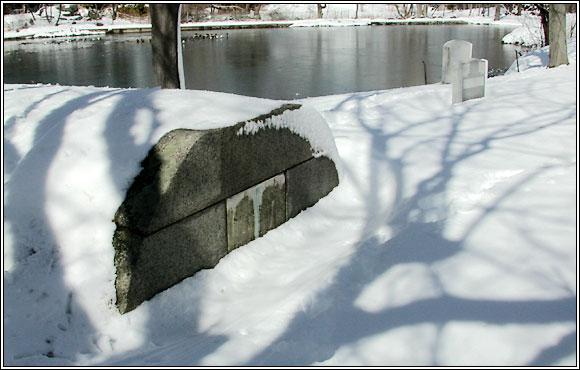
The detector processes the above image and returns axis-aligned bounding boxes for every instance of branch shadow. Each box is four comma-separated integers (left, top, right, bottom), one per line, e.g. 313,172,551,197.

528,330,577,366
95,88,228,365
3,87,113,365
3,89,69,177
4,74,573,366
240,84,576,365
3,85,229,365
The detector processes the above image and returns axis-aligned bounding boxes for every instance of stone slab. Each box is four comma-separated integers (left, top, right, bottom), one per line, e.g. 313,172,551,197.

452,58,488,104
463,76,484,89
286,156,339,219
226,174,286,252
114,104,312,236
112,103,340,313
226,191,255,252
442,40,473,84
258,174,286,238
114,201,227,314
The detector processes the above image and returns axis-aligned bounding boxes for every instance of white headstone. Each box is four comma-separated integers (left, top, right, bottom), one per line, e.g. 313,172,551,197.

452,58,488,104
442,40,473,84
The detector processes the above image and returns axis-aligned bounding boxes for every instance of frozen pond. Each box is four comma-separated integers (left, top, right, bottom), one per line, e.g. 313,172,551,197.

3,24,523,99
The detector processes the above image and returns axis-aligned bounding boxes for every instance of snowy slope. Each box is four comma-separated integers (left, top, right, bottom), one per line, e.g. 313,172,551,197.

502,13,577,47
506,37,577,73
2,40,577,366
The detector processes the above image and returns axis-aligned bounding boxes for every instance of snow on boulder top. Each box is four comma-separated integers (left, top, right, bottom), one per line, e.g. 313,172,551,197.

237,103,341,167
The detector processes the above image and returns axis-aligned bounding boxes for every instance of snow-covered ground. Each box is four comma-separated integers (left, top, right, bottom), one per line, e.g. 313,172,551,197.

3,7,577,361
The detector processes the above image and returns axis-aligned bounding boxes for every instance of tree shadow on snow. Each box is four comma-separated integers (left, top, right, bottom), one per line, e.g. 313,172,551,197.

3,86,227,366
96,88,228,365
6,78,573,366
240,86,576,366
3,87,113,365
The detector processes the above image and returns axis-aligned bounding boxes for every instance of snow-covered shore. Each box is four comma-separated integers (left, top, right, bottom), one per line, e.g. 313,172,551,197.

3,23,577,366
2,4,544,43
4,3,577,52
2,15,521,41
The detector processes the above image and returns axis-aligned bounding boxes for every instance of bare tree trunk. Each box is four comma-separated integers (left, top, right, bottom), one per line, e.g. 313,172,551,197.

44,5,53,23
548,4,569,67
418,4,425,18
395,4,413,18
317,4,324,18
494,4,501,21
55,4,62,26
150,4,182,89
26,4,36,21
394,5,405,18
355,4,359,19
536,4,550,46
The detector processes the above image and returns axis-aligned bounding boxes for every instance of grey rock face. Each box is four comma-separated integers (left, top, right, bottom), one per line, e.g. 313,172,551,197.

286,156,340,220
113,104,339,314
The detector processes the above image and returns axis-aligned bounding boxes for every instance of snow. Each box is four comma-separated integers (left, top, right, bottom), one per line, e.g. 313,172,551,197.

506,37,577,74
502,13,577,47
237,104,341,170
2,5,578,368
3,4,551,41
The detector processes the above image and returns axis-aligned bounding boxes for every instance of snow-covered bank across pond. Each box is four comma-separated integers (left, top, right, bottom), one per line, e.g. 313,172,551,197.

2,37,577,366
4,4,527,40
3,16,522,40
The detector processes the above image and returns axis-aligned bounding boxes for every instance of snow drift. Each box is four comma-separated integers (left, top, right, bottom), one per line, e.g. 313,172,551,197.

2,37,577,366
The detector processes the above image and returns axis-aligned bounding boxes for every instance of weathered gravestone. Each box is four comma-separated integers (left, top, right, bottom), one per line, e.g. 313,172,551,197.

442,40,488,104
452,57,488,104
113,104,340,313
442,40,473,84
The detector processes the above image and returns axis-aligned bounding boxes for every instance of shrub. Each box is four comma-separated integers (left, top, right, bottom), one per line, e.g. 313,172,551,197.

118,4,149,17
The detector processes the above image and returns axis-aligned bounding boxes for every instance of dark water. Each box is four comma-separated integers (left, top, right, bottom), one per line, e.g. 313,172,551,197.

3,24,523,100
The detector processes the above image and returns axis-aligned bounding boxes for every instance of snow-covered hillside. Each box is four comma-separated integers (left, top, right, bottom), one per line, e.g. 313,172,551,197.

3,31,577,366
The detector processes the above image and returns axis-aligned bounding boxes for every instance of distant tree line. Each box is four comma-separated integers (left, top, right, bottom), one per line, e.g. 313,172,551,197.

2,4,147,21
441,3,576,14
5,3,577,18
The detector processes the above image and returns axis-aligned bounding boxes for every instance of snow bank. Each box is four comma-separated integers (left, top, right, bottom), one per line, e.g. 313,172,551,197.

2,85,337,363
502,12,577,47
506,37,577,73
289,19,372,28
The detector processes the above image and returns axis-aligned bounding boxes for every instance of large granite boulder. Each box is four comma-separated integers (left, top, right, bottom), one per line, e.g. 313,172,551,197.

113,104,340,313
